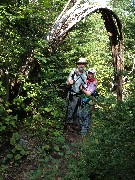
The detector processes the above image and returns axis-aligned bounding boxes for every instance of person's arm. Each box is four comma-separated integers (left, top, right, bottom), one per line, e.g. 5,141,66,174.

67,79,74,85
93,79,98,86
80,82,97,96
80,85,91,96
66,69,75,85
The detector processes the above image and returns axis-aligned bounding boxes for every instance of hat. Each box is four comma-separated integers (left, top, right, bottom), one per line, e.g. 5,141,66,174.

77,57,87,64
87,68,96,76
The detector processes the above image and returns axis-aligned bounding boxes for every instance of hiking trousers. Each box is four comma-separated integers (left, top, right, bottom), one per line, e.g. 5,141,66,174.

66,93,82,126
80,103,91,134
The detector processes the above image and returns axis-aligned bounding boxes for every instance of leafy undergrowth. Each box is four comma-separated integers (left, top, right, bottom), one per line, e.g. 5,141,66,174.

0,130,84,180
1,96,135,180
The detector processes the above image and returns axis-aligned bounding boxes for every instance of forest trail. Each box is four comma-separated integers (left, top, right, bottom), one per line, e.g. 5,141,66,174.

1,131,84,179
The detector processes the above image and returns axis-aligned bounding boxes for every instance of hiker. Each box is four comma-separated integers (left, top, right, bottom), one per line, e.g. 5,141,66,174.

79,68,98,135
65,57,87,133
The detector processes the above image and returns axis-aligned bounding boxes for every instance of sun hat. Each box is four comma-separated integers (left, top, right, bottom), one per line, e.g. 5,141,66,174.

87,68,96,76
77,57,87,64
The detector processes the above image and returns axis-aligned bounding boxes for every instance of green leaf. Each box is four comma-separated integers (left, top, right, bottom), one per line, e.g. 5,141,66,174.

15,144,23,151
13,132,20,140
65,149,72,155
20,149,27,155
54,145,60,152
42,144,50,150
44,107,51,112
15,154,22,160
7,153,13,159
10,132,20,145
57,136,65,143
0,126,6,131
45,156,49,163
58,152,64,156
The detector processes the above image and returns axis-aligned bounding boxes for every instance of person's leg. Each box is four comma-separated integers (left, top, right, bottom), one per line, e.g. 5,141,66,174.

74,96,84,133
66,95,80,132
80,104,91,135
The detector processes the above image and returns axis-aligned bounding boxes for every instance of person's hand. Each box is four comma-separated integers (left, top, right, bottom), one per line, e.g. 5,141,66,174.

79,85,83,90
68,80,74,85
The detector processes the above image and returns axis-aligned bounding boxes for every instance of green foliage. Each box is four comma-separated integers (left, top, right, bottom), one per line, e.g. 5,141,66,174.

0,0,67,142
0,132,29,177
64,96,135,180
110,0,135,70
0,82,18,143
2,132,29,167
24,135,73,179
0,0,135,178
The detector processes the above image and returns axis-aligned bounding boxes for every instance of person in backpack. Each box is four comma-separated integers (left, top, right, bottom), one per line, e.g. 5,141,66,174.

65,57,87,133
79,68,98,135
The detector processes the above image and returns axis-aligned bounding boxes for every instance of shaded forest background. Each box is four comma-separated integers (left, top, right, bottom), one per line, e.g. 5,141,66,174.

0,0,135,179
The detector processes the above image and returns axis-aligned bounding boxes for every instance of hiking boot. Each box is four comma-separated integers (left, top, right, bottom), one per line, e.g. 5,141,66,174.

72,124,82,134
66,124,75,133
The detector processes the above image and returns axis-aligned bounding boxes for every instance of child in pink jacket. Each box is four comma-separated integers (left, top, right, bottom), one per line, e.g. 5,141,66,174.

79,68,97,135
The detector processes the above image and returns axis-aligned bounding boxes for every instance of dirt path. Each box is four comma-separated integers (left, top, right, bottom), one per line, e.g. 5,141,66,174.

1,131,84,179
